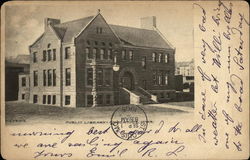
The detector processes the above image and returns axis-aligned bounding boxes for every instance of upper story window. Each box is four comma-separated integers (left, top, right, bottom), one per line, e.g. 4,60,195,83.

53,49,56,61
43,50,47,61
122,50,126,60
43,70,46,86
53,69,56,86
48,69,52,86
129,51,134,60
142,56,146,69
93,48,97,59
165,73,168,85
96,27,103,34
100,49,104,60
109,43,112,47
158,53,163,63
48,50,52,61
165,54,168,63
21,77,26,87
153,70,157,85
152,52,156,62
102,42,105,46
107,49,112,60
86,48,92,59
97,69,103,86
65,47,71,59
65,68,71,86
47,43,51,48
33,52,37,63
33,71,38,86
87,40,91,45
94,41,98,45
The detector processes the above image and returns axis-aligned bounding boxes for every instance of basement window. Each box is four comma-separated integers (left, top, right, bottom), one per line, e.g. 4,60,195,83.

65,95,70,105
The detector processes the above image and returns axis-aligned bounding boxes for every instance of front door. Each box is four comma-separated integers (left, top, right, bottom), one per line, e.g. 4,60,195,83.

121,72,134,90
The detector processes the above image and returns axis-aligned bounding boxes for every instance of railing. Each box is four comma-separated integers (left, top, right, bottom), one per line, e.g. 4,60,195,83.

138,87,158,103
121,87,140,105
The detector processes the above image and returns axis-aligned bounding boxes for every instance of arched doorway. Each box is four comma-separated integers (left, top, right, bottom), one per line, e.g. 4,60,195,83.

121,71,134,90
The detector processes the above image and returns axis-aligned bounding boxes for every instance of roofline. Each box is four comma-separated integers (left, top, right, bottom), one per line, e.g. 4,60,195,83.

153,26,175,49
49,25,62,40
29,33,44,49
74,12,122,45
121,44,174,51
74,14,98,40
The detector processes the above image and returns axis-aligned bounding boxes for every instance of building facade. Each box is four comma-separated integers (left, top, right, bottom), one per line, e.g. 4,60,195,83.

19,11,176,107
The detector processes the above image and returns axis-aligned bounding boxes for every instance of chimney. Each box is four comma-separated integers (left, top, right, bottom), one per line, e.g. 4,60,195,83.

44,18,61,31
140,16,156,30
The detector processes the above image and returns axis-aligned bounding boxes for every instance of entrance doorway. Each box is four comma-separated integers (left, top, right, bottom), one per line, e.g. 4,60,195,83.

121,72,134,90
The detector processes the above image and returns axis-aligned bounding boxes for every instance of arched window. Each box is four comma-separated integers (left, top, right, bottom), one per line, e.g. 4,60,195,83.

47,43,51,48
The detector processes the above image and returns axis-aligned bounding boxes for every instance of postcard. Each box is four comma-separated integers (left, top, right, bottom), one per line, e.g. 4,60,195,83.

1,0,249,159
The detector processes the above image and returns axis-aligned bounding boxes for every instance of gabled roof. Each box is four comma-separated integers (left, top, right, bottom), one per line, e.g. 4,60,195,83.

49,15,173,49
6,55,30,64
110,25,172,49
53,16,94,42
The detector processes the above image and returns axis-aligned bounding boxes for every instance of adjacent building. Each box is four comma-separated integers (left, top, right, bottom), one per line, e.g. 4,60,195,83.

18,11,176,107
175,59,194,92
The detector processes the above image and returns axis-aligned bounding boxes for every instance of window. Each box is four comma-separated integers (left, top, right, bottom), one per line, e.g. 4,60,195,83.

102,42,105,46
65,47,70,59
107,49,112,60
33,71,38,86
97,94,103,105
129,51,134,60
48,50,52,61
95,41,98,45
21,77,26,87
159,53,163,62
122,50,126,60
161,71,165,85
65,95,70,105
43,95,46,104
87,95,93,106
96,27,103,34
47,95,51,104
142,56,146,69
87,40,90,45
86,48,92,59
93,48,97,59
53,69,56,86
48,70,52,86
33,95,38,103
158,74,162,85
100,49,104,60
52,95,56,104
43,50,47,61
165,74,168,85
53,49,56,61
87,68,93,86
109,43,112,47
106,94,111,105
165,54,168,63
152,53,156,62
33,52,37,63
97,69,103,86
153,70,157,85
22,94,25,100
104,69,111,86
160,92,164,98
65,68,71,86
96,49,100,59
43,70,46,86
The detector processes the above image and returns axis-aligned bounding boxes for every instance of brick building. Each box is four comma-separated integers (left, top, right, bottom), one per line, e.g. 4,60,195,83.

19,11,176,107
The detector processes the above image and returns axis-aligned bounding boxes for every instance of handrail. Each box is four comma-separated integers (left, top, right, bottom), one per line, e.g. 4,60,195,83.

121,88,140,98
138,87,151,97
138,87,158,102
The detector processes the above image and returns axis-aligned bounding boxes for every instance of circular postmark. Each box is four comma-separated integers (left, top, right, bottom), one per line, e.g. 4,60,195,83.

110,105,148,140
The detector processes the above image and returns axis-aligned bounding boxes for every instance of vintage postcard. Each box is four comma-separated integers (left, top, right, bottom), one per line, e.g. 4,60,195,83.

1,0,249,159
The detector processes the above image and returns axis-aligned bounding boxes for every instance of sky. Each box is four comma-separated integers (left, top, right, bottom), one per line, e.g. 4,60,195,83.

4,1,194,62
